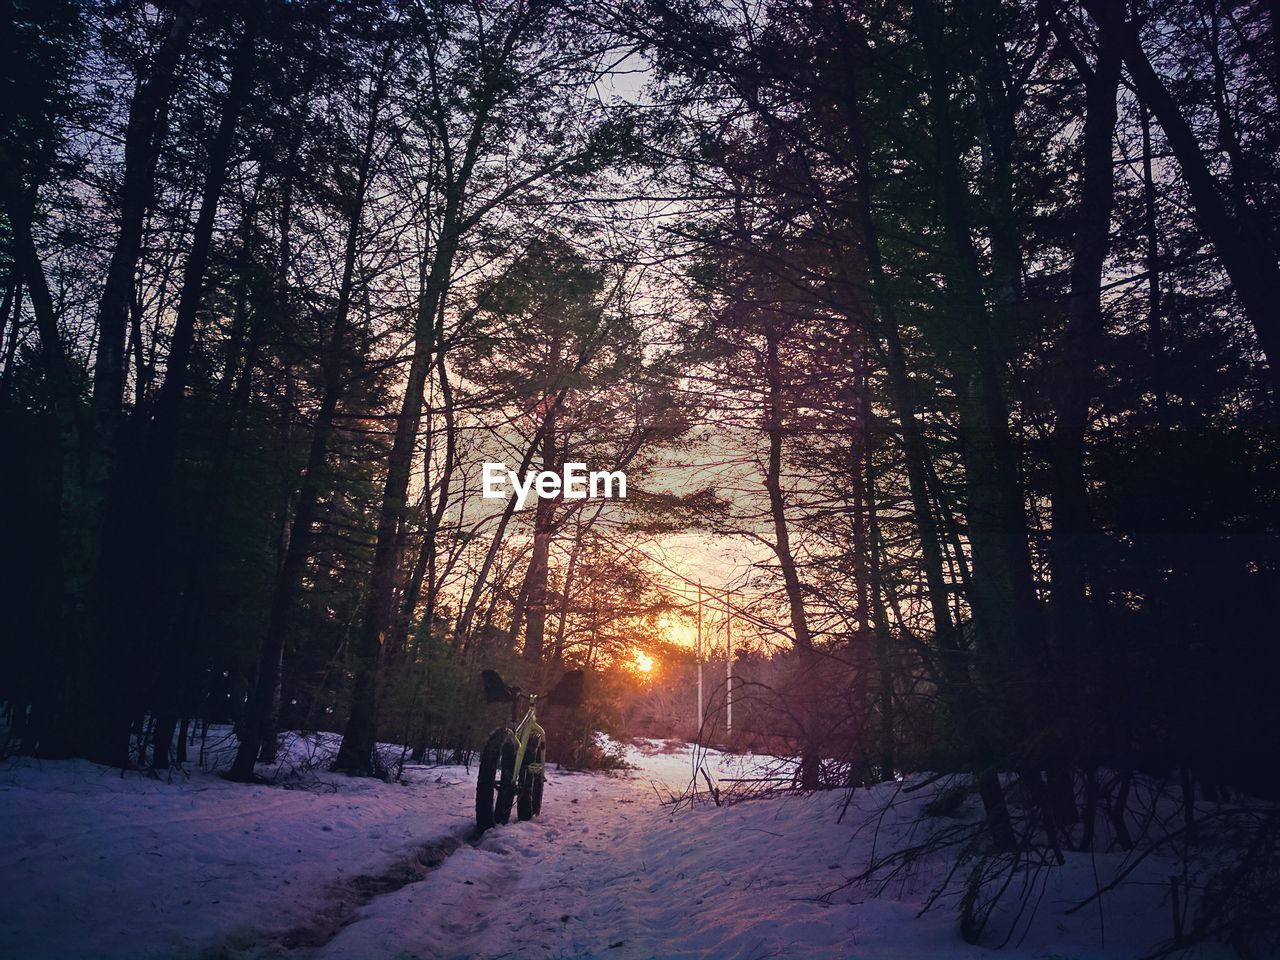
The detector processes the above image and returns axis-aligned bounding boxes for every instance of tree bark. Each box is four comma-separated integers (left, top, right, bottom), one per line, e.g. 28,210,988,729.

519,407,557,664
761,323,822,790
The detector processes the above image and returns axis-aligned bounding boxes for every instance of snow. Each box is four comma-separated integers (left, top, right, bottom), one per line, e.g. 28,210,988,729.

0,731,1242,959
0,730,476,960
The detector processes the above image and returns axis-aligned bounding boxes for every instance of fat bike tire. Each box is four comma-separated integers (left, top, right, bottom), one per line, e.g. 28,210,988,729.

517,734,546,821
476,726,518,832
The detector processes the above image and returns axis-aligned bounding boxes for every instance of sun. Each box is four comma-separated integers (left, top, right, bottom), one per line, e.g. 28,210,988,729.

632,650,655,674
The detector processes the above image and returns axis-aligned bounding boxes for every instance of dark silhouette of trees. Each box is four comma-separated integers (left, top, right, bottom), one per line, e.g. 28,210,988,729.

1,4,1277,947
616,0,1278,852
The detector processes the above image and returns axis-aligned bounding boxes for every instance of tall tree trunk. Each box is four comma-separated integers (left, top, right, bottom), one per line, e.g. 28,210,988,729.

1042,11,1123,768
1083,0,1280,389
91,0,200,423
972,0,1022,348
0,207,76,431
761,324,821,790
833,6,1016,848
333,225,458,775
455,424,548,645
857,341,896,784
146,17,257,769
1139,103,1168,425
519,408,557,664
333,8,537,774
845,335,873,786
552,502,604,662
82,0,202,766
0,185,92,759
230,63,389,780
552,528,585,664
422,354,457,633
127,284,152,408
398,342,457,653
150,19,257,445
914,0,1043,750
866,469,896,784
0,280,21,405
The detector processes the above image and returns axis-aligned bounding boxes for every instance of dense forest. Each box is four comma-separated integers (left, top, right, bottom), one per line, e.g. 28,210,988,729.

1,0,1278,951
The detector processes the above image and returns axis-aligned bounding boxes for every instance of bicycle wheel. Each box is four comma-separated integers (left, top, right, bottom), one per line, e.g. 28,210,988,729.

476,726,517,832
517,734,545,821
530,737,545,816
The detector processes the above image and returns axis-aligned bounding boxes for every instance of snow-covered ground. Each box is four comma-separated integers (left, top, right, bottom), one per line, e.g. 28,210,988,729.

0,731,1240,959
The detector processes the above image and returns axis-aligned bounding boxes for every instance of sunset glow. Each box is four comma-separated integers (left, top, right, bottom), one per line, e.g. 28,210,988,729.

664,622,696,650
632,650,655,674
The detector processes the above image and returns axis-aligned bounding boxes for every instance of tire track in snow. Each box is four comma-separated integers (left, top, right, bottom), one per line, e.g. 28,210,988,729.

296,774,635,960
208,755,714,959
376,777,666,959
303,824,531,959
212,824,480,959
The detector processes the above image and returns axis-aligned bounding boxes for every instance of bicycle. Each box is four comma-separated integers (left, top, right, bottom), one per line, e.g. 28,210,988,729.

475,668,583,832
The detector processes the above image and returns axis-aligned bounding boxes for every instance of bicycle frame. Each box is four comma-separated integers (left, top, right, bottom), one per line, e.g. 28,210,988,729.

511,694,546,785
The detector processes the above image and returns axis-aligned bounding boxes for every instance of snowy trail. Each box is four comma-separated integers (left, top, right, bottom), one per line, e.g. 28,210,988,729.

0,734,479,960
1,735,1230,960
302,752,1131,960
310,748,787,960
247,828,471,955
311,757,829,960
304,748,1174,960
